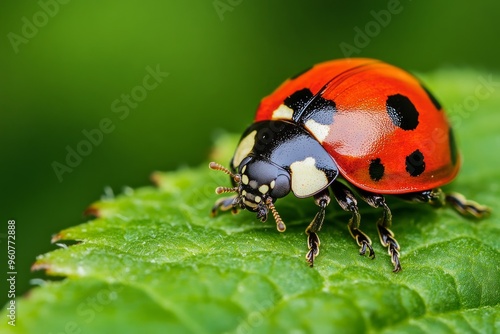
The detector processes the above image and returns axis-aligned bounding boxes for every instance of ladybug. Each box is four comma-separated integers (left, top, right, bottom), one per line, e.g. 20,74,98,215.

210,58,490,272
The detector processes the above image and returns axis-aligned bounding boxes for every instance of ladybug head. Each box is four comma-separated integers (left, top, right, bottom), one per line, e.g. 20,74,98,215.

210,120,340,232
209,157,290,232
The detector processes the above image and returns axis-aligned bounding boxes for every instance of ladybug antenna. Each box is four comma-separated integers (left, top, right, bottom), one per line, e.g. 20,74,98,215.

266,197,286,232
209,162,241,183
215,186,239,194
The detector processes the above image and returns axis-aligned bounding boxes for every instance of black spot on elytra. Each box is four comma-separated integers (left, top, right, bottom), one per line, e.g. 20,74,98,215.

406,149,425,177
290,65,313,80
284,88,336,125
284,88,313,114
449,128,458,165
421,84,442,110
369,158,385,181
386,94,419,130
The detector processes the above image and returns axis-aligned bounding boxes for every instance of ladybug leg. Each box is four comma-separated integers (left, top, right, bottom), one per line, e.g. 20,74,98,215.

399,188,491,218
358,191,401,273
445,192,491,218
331,182,375,259
211,195,239,217
398,188,446,206
305,190,330,267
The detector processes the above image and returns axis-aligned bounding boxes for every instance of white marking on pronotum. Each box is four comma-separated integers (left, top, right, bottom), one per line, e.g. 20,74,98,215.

305,119,330,143
259,184,269,194
290,157,329,197
233,130,257,167
272,104,294,120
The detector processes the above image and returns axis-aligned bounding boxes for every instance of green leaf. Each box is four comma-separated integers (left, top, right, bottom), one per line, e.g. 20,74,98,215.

2,69,500,333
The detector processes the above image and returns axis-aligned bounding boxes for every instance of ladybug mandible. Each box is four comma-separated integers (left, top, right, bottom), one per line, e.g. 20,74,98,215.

210,58,489,272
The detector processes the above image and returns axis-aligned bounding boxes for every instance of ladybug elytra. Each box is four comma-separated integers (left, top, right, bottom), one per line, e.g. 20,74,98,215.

210,58,490,272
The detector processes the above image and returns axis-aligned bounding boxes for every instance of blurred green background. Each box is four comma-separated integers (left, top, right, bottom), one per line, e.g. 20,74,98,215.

1,1,499,307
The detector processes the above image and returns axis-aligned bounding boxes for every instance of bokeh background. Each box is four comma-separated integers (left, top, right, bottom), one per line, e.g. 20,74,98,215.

1,1,499,307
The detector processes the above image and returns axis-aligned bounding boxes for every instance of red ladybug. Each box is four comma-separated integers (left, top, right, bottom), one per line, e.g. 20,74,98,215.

210,58,489,272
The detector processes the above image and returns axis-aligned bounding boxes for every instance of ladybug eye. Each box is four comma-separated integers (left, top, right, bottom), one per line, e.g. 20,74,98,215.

238,157,253,174
270,174,290,198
